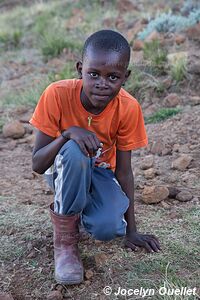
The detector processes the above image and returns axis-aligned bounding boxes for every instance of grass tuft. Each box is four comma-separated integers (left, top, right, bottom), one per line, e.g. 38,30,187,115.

145,108,181,124
40,31,81,59
170,58,187,83
143,40,167,74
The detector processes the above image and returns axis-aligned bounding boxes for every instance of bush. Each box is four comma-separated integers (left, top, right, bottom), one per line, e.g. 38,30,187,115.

181,0,200,15
138,9,200,40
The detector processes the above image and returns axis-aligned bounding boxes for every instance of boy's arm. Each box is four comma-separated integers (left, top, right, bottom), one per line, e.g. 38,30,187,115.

32,127,101,174
115,149,161,253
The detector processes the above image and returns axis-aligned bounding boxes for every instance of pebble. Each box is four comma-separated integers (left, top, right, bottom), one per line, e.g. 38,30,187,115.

172,155,192,171
142,185,169,204
3,120,25,139
176,191,193,202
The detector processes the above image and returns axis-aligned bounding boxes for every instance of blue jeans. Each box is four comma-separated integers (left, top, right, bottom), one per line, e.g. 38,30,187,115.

45,140,129,241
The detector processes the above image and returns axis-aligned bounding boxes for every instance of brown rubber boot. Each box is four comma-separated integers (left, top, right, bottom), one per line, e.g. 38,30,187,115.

50,203,84,285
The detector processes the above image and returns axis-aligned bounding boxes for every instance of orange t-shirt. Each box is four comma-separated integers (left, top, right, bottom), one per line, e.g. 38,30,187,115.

30,79,148,171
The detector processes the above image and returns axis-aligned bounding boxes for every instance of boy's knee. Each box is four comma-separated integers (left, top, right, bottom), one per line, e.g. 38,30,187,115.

88,220,126,241
58,140,90,169
92,226,116,241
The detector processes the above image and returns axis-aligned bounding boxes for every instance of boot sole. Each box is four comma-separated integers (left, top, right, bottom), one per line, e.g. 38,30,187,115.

55,275,84,285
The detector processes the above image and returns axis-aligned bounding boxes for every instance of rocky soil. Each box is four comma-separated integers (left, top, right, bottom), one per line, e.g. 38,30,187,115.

0,0,200,299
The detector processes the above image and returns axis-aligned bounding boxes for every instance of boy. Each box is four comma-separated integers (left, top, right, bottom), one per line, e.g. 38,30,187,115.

30,30,160,285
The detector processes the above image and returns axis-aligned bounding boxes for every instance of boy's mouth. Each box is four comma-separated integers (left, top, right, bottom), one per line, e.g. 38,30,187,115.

92,94,110,100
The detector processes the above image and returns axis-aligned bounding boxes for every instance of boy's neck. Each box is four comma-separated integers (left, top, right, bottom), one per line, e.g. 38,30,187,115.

80,88,109,115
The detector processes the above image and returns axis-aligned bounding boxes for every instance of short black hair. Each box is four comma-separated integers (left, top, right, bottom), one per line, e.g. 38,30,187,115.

82,29,130,66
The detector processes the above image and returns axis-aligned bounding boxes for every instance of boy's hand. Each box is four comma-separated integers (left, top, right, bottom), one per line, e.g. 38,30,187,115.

124,232,161,253
63,126,102,157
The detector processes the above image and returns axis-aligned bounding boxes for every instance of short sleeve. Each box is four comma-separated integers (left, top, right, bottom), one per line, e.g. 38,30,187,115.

116,100,148,151
29,83,61,137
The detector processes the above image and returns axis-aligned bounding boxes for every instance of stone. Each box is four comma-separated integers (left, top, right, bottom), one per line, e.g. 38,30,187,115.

85,269,94,280
145,31,162,42
132,40,144,51
176,191,193,202
144,168,156,179
0,294,14,300
151,140,165,155
185,23,200,40
140,155,154,170
164,93,180,108
187,61,200,75
175,35,186,45
3,120,25,139
168,186,181,198
162,147,172,156
47,291,63,300
172,155,192,171
142,186,169,204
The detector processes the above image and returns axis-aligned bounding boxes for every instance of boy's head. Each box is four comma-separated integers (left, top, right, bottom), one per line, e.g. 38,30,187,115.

77,30,131,114
82,29,130,68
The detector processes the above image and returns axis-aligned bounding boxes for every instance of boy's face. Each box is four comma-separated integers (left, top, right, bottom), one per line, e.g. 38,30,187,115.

77,48,130,114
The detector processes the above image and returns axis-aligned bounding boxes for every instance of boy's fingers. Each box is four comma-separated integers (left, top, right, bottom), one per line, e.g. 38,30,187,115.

92,134,101,149
124,239,137,251
150,237,161,250
145,235,161,250
149,240,160,252
85,138,96,156
79,141,90,157
143,242,153,253
149,234,160,243
88,135,99,153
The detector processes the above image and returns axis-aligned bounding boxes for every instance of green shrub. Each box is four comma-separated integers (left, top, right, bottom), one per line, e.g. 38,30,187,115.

40,31,81,59
145,108,181,124
0,30,22,50
143,40,167,74
170,58,187,82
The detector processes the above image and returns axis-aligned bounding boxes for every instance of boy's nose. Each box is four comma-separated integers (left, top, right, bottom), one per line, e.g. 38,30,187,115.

95,77,108,89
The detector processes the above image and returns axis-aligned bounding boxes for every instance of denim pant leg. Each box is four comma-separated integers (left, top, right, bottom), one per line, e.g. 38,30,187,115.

82,168,130,241
52,140,92,215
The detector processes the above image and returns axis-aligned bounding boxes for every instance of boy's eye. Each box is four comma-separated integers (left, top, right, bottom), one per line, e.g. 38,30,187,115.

109,75,118,81
89,72,98,78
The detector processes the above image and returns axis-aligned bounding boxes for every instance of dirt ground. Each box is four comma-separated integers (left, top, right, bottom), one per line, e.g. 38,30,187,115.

0,0,200,299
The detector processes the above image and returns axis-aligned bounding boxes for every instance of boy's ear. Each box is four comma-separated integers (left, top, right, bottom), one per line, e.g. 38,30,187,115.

125,69,131,80
76,61,82,79
122,69,131,86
